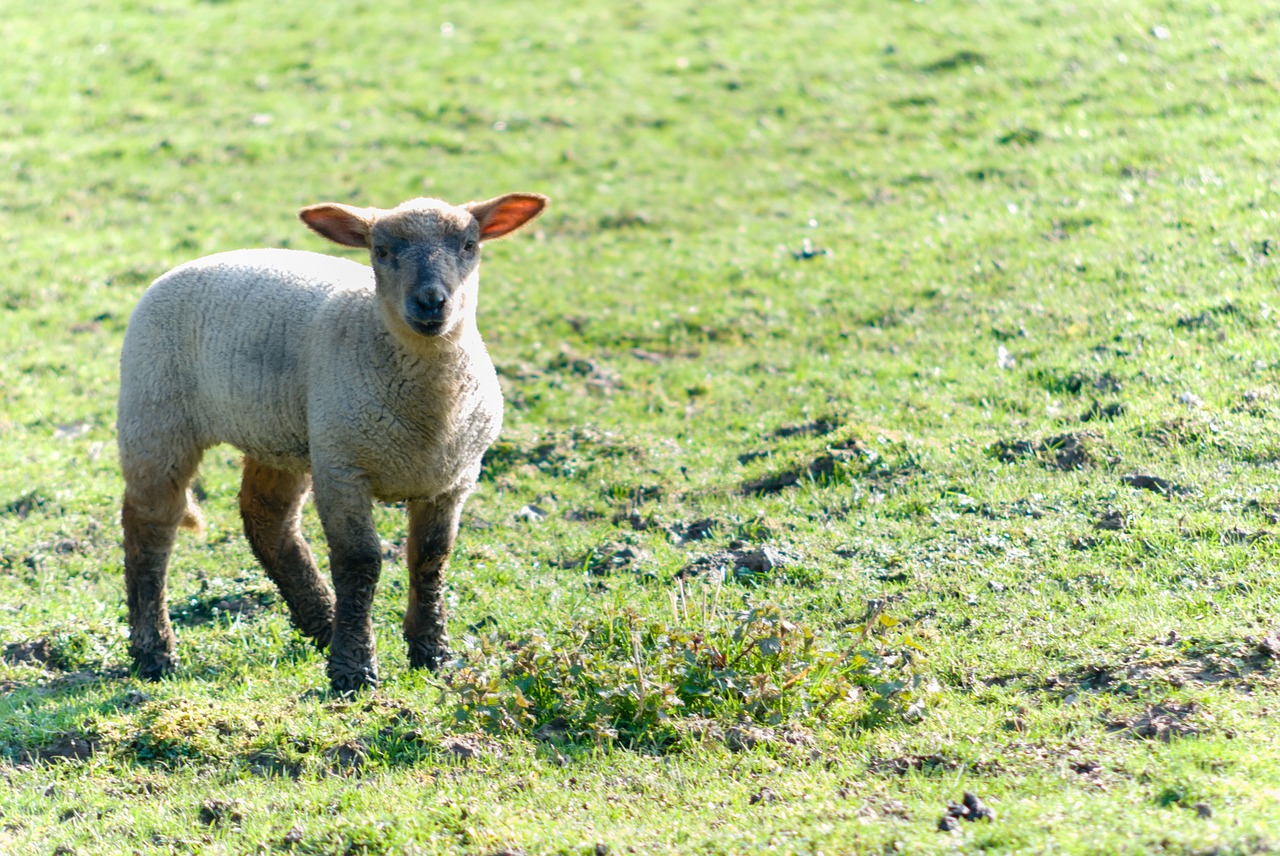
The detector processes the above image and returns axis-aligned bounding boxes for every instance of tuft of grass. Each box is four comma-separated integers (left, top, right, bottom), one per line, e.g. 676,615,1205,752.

448,599,926,749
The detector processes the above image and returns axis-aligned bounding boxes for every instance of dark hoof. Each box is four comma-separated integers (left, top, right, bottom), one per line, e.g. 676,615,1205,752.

131,649,178,682
328,664,378,694
407,641,451,671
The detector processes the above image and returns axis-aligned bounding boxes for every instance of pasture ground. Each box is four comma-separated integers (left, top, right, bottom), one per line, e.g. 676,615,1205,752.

4,1,1280,852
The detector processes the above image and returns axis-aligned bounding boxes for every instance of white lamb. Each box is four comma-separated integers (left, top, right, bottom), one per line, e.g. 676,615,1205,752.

117,192,547,691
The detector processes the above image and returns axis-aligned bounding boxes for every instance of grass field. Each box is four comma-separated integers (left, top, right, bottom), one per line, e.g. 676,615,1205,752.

4,0,1280,852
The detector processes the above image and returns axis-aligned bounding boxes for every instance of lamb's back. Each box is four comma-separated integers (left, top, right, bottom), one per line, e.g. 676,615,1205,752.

119,249,374,471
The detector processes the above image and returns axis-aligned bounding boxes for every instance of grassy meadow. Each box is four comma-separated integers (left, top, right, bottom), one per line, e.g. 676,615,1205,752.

4,0,1280,852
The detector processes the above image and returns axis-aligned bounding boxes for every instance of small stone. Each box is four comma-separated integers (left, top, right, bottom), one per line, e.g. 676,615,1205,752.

749,786,779,805
514,505,547,522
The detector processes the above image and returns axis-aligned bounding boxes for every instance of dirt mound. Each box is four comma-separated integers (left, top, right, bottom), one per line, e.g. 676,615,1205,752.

990,431,1098,471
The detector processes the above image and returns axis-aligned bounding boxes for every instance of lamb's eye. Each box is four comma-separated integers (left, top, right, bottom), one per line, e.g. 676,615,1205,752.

463,240,477,254
374,246,390,260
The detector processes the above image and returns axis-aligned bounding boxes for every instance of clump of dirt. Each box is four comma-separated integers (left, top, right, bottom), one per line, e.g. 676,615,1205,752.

557,542,651,576
1245,498,1280,523
668,517,723,544
1047,631,1280,698
116,689,151,709
169,585,276,626
725,724,814,753
1175,301,1245,331
937,792,995,831
4,638,53,666
1233,387,1274,416
768,418,841,439
1029,369,1122,396
677,544,797,581
532,717,570,744
2,491,54,519
1094,509,1128,531
546,349,623,395
989,431,1099,471
564,507,604,522
482,426,641,482
324,739,369,775
245,750,302,779
742,436,869,495
441,735,501,762
1252,631,1280,659
1121,472,1193,498
1217,527,1270,545
199,798,244,827
1109,702,1199,741
1134,416,1210,448
48,670,117,692
19,732,97,764
868,754,962,776
1080,401,1126,423
922,49,986,73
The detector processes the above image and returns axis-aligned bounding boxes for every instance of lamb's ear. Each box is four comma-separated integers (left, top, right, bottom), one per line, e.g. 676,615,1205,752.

299,203,377,248
464,193,548,241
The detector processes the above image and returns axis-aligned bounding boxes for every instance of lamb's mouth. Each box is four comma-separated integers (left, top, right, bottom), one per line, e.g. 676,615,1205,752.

406,317,446,336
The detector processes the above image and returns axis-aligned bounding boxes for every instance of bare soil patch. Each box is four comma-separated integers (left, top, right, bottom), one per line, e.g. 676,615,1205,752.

989,431,1099,471
1108,702,1200,741
169,586,277,627
677,544,797,581
1121,472,1193,498
742,437,869,495
18,732,98,764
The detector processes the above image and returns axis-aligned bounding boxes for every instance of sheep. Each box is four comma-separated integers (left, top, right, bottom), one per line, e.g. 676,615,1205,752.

117,192,548,691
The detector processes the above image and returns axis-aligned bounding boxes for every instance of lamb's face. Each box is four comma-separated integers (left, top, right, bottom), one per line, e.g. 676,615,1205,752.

369,202,480,339
299,193,547,342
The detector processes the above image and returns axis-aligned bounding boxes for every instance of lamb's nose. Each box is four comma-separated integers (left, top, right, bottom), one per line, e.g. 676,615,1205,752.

412,290,447,320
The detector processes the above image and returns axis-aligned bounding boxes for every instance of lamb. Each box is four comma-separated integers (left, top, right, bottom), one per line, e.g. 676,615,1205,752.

117,192,547,691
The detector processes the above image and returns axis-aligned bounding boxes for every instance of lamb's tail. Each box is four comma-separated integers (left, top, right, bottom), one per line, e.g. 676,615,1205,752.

179,488,205,534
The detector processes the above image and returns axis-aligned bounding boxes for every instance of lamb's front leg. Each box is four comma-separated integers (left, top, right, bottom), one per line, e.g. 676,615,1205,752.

313,475,382,692
404,491,467,670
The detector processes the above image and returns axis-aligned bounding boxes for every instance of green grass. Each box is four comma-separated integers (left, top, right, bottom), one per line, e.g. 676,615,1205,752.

4,0,1280,852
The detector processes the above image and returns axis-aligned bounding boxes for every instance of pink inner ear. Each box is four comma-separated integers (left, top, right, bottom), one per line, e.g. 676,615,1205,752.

479,197,546,239
300,205,372,248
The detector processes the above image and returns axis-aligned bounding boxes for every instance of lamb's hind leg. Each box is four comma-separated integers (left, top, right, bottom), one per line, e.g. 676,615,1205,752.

122,448,201,680
239,457,335,647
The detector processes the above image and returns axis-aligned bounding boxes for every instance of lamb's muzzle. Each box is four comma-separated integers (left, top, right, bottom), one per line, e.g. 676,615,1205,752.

117,192,547,691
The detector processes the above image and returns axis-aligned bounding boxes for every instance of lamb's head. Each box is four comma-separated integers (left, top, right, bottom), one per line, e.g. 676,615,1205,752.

299,193,547,341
